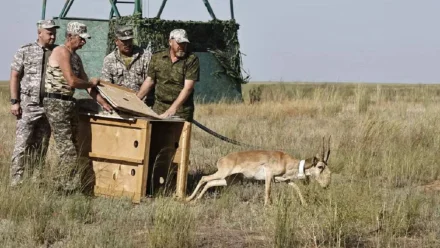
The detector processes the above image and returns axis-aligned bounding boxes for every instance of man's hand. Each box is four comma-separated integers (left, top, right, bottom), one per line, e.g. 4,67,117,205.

11,103,21,117
91,88,114,113
101,102,114,113
89,77,100,88
135,92,143,100
159,107,177,119
159,79,195,119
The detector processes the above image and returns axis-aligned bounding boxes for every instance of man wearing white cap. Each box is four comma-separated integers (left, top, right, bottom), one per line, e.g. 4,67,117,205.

9,19,59,186
43,21,100,192
137,29,200,121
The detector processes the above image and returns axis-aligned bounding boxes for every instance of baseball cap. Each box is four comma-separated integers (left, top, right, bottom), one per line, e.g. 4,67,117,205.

169,29,190,43
67,21,91,39
115,26,134,40
37,20,60,29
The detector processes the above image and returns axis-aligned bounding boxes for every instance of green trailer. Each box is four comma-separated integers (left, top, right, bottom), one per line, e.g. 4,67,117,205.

43,0,248,103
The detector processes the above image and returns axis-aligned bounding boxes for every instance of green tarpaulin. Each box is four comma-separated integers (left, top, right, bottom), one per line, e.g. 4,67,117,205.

54,16,247,103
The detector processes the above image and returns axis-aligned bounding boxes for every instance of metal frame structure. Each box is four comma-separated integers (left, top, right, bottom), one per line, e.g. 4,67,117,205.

108,0,143,19
41,0,235,20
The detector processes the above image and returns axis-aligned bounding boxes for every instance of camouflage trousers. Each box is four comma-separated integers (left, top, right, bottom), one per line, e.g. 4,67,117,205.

10,96,51,186
43,98,81,191
153,100,194,121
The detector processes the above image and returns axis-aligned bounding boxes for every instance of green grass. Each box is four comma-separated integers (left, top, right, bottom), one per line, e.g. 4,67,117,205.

1,82,440,247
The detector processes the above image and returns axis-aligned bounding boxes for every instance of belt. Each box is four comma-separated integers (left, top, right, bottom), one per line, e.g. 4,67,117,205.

44,93,74,101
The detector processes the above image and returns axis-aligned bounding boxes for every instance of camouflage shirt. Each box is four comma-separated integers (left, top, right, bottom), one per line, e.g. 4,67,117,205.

101,46,152,92
147,49,200,106
45,46,82,96
10,41,56,103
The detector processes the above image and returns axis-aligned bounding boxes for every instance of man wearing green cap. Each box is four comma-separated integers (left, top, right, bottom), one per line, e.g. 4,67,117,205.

101,26,153,106
136,29,200,121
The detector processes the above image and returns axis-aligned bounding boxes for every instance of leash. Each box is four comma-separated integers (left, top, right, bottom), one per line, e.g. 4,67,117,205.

191,119,256,148
191,119,296,152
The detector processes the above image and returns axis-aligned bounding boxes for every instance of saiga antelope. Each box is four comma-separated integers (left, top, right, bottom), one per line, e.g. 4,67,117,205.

186,137,332,205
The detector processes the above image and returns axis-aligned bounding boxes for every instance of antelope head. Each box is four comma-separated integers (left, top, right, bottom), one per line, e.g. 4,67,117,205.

304,136,332,188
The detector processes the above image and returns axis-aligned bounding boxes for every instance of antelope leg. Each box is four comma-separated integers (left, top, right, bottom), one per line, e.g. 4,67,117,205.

196,179,228,200
288,182,307,206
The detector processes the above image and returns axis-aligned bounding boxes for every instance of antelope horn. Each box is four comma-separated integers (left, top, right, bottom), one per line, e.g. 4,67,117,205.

321,137,325,161
324,136,331,163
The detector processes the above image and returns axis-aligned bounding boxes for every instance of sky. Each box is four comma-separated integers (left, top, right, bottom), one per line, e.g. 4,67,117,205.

1,0,440,83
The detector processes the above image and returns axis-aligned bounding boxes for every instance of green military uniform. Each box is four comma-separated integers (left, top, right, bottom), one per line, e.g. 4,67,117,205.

147,49,200,121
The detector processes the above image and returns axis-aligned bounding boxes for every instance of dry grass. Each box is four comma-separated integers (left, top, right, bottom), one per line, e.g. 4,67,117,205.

1,81,440,247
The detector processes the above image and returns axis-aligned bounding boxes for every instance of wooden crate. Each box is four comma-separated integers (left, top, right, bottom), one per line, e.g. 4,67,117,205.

77,114,191,203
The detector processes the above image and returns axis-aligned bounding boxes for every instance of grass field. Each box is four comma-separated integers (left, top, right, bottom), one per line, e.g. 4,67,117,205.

1,81,440,247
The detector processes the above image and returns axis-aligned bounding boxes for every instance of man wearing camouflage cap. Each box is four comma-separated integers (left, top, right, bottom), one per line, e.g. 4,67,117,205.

9,19,59,187
137,29,200,121
101,26,154,106
43,21,100,192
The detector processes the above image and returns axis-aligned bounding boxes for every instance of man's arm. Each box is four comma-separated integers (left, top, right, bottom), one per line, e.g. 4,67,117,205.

137,54,156,100
10,70,21,100
10,70,22,117
78,57,89,82
10,48,24,117
100,56,113,83
158,79,195,118
55,47,96,89
78,56,113,112
136,76,155,100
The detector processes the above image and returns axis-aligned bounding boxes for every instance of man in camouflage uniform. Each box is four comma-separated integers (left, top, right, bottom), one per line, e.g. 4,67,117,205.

137,29,200,121
43,21,99,192
9,20,60,186
101,26,154,106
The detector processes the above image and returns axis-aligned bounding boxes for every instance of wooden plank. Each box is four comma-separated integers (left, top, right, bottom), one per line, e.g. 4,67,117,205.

89,121,148,162
89,117,146,129
176,121,192,199
79,111,136,121
140,122,152,197
89,152,143,164
92,161,145,203
99,80,136,93
96,82,161,119
173,149,182,164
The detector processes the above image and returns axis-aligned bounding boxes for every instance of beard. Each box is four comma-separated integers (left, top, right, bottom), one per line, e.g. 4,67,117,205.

122,47,132,54
176,50,186,58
